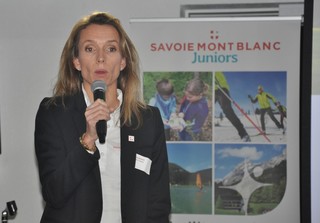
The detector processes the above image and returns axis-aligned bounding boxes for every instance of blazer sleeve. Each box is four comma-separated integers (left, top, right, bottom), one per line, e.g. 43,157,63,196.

147,107,171,222
34,98,100,208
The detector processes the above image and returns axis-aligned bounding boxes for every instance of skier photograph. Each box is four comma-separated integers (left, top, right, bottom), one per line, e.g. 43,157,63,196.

215,72,251,142
214,71,287,143
248,85,286,135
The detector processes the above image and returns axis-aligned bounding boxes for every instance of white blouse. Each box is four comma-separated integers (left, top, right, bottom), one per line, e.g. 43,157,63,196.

83,86,122,223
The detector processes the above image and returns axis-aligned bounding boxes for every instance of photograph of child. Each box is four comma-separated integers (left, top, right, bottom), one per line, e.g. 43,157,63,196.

144,71,212,142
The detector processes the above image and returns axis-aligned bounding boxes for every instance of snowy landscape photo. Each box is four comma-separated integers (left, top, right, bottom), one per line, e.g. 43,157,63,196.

214,71,287,143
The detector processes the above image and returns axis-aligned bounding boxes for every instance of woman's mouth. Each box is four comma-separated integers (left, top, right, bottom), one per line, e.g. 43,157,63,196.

95,69,107,77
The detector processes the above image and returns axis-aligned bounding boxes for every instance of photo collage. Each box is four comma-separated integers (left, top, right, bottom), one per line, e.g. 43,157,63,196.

143,71,287,216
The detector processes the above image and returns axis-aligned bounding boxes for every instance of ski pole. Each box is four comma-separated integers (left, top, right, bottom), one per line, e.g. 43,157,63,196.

250,101,261,130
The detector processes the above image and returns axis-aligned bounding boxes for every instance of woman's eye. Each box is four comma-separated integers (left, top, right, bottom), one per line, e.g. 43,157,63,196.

107,46,117,52
84,46,94,52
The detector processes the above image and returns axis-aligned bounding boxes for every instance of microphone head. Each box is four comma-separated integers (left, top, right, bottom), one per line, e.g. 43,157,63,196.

91,80,106,93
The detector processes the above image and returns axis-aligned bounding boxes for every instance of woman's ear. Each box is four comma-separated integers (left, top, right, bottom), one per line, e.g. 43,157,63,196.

120,57,126,71
73,58,81,71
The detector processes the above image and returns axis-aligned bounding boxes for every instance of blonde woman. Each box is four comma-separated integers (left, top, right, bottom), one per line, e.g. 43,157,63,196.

35,12,171,223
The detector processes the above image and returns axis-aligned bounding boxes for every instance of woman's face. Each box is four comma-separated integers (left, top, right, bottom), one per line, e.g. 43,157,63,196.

73,24,126,92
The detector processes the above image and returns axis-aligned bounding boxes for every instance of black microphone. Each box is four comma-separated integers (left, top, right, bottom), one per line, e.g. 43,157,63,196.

91,80,107,144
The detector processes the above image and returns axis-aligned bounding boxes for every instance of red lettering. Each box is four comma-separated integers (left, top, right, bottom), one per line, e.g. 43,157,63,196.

160,43,167,51
253,42,261,50
274,42,280,50
237,42,244,50
197,43,206,51
150,43,157,51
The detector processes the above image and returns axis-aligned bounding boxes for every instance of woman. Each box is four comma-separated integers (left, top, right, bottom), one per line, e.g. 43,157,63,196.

35,12,171,223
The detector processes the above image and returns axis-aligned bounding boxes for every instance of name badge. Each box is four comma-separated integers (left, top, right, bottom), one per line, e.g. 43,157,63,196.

135,154,152,175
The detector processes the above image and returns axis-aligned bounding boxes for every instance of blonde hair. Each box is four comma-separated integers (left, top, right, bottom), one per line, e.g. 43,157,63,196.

52,12,146,127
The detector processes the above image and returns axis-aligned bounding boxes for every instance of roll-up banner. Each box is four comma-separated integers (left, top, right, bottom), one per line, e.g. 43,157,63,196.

130,17,301,223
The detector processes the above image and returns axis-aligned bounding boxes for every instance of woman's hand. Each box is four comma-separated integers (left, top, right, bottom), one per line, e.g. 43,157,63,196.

83,99,111,147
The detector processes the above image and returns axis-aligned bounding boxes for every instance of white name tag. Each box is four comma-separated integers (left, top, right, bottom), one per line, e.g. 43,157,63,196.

135,154,152,175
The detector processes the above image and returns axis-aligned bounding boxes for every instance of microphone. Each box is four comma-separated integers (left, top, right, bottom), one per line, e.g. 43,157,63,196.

91,80,107,144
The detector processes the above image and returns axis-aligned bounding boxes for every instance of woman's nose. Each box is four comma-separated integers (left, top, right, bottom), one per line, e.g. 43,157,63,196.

97,50,105,63
97,57,105,63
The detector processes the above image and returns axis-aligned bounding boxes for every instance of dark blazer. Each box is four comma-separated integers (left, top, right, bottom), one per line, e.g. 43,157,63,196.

35,91,171,223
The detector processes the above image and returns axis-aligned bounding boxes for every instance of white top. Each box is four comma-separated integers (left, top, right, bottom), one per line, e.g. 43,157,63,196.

83,86,122,223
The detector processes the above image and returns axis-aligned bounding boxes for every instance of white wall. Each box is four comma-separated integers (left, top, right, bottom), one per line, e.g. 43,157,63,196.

0,0,305,222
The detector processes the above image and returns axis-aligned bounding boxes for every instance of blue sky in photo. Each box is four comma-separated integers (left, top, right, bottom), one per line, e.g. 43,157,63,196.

167,143,212,173
215,71,287,116
214,143,286,179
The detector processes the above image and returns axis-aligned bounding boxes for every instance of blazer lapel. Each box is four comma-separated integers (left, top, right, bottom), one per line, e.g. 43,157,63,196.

72,91,87,137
